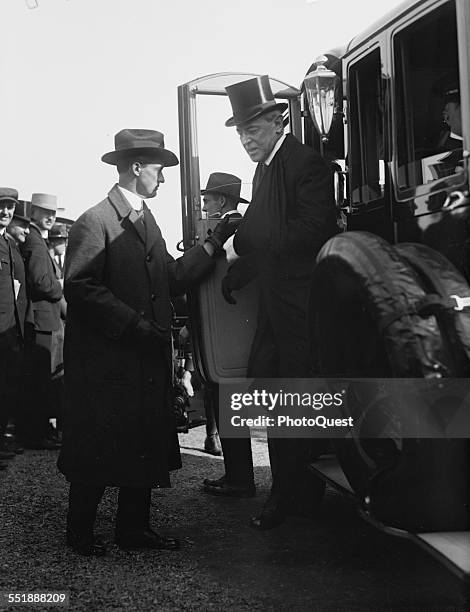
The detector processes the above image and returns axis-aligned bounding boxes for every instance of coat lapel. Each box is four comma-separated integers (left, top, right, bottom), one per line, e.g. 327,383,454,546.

108,184,146,244
142,203,163,254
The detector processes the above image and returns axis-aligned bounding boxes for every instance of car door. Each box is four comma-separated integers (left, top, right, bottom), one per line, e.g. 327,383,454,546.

178,72,301,383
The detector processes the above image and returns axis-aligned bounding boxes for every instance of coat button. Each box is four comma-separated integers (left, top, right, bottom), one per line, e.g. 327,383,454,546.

151,294,156,301
145,255,151,262
148,377,154,384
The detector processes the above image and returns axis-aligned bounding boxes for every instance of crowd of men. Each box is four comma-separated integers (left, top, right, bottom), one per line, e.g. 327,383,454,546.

0,190,68,472
1,74,338,557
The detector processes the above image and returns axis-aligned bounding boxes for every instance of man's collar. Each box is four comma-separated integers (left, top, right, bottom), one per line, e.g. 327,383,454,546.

0,227,5,236
30,221,48,239
117,185,145,211
221,209,239,218
450,132,463,142
264,133,287,166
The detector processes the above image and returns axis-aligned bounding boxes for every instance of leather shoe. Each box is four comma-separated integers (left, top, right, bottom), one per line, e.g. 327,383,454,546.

116,528,180,551
0,450,15,460
204,433,222,456
66,529,107,557
24,438,61,451
203,475,226,488
204,481,255,498
251,494,287,530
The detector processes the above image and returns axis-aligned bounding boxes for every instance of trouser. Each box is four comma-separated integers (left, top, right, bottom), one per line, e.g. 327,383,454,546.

17,329,53,441
67,482,151,537
0,332,23,442
248,289,325,503
206,384,254,486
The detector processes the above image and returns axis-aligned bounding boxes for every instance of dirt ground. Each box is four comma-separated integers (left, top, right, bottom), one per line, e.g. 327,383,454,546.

0,424,469,612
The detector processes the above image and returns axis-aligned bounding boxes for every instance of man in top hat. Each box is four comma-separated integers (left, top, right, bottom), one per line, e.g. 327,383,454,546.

0,189,28,466
219,75,337,529
20,193,63,450
57,128,238,556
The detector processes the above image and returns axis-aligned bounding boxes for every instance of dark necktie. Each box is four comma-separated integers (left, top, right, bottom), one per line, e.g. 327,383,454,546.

252,162,267,195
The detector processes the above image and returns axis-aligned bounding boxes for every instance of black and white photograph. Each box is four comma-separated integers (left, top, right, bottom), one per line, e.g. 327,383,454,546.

0,0,469,610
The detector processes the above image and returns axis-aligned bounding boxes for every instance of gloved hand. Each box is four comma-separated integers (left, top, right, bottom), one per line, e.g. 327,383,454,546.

205,216,242,253
221,274,237,305
125,316,171,353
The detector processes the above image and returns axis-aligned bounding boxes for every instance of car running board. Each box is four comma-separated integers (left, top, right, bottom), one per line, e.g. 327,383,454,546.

309,456,470,581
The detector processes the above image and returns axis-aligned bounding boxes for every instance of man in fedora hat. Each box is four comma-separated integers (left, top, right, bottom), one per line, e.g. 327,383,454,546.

48,223,68,277
201,172,247,219
20,192,63,450
0,189,28,467
58,128,238,556
219,75,337,528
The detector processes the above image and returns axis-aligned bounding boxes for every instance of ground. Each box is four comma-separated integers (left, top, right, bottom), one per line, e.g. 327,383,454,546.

0,425,469,611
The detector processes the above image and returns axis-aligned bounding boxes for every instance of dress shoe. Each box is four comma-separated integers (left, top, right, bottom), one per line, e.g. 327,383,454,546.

116,528,180,551
203,474,226,488
203,480,255,498
24,438,61,451
3,438,24,454
66,529,107,557
204,433,222,456
251,494,288,530
0,450,15,460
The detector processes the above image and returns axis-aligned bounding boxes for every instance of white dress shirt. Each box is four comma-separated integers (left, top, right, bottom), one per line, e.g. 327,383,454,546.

118,185,145,212
226,133,287,262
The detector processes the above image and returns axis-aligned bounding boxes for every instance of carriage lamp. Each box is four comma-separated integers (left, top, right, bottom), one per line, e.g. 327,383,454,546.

303,56,337,142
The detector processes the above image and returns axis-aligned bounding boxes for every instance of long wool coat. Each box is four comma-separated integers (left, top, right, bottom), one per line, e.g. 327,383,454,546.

57,185,213,487
232,134,337,377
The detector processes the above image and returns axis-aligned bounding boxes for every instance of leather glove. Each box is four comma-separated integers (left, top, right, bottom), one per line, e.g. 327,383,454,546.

221,274,237,305
125,316,171,353
205,216,242,253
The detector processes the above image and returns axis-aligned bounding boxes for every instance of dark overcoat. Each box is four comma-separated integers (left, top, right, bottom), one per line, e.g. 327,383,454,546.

20,224,62,332
0,234,28,392
57,185,213,488
232,134,337,377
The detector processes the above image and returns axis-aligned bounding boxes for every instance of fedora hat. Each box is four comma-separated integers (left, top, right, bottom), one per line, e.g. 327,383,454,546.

201,172,249,204
225,75,287,127
0,187,19,205
49,222,68,239
13,200,30,224
101,129,179,167
31,193,57,211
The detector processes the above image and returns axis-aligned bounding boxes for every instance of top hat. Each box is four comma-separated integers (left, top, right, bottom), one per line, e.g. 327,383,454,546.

201,172,249,204
0,187,19,204
101,129,179,167
13,200,30,224
31,193,57,211
49,222,68,239
225,75,287,127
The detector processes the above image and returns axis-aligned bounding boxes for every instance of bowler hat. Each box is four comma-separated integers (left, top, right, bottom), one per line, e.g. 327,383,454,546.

13,201,30,224
49,222,68,239
225,75,287,127
101,129,179,167
201,172,249,204
31,193,57,212
0,187,19,204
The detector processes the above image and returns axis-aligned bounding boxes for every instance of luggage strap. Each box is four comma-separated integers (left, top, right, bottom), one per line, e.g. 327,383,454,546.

380,294,470,332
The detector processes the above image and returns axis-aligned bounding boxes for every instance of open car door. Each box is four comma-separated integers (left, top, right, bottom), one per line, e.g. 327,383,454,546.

178,73,301,383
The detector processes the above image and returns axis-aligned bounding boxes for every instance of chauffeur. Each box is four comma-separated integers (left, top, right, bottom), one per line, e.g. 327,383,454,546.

58,129,239,556
216,75,337,529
